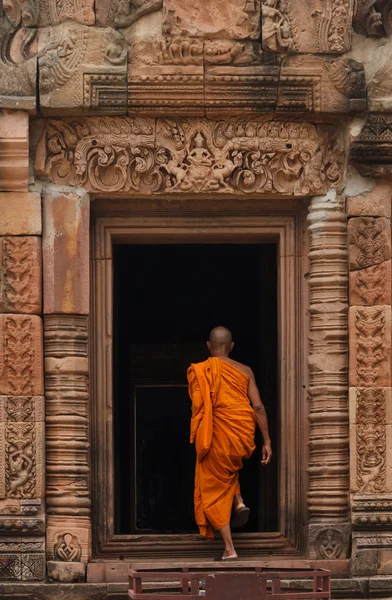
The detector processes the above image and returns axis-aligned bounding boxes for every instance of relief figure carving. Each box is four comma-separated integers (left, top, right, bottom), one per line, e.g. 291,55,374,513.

262,0,294,51
356,388,386,492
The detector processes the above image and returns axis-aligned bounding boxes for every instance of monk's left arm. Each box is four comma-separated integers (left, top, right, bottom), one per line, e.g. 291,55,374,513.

248,370,272,465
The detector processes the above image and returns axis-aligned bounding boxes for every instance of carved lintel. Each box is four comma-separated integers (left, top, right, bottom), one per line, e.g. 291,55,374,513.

35,116,344,197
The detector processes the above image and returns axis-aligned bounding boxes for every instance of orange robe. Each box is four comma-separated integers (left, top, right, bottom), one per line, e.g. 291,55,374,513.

187,357,256,539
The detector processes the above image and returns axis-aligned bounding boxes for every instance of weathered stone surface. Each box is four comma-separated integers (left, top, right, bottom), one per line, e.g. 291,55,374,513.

96,0,163,27
36,117,343,196
350,261,392,307
39,24,127,115
0,15,37,111
42,190,89,315
308,524,351,560
0,111,28,192
262,0,353,54
38,0,94,26
350,114,392,178
347,182,392,218
0,315,43,397
0,193,41,236
348,217,391,271
0,237,41,314
2,0,39,28
163,0,261,40
47,561,85,583
353,0,392,37
349,306,392,388
279,55,366,114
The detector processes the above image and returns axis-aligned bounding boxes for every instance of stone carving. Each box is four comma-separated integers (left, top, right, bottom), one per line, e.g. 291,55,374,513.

353,0,392,36
307,195,350,540
324,59,367,108
5,420,35,498
95,0,163,27
38,0,94,26
205,41,262,65
0,237,41,314
54,533,82,562
315,528,349,559
36,116,342,196
326,0,352,52
350,262,391,306
356,388,386,492
0,316,43,397
351,307,391,386
350,114,392,177
3,0,39,27
0,23,37,109
130,38,204,66
262,0,296,52
349,217,391,270
39,24,127,115
162,0,261,40
0,112,29,193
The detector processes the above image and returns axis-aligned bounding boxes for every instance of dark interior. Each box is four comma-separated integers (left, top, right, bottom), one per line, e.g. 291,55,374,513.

113,243,278,535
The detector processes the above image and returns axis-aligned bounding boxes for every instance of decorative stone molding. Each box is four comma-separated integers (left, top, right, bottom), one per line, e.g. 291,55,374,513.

0,237,42,314
36,117,344,196
349,306,391,388
350,114,392,177
44,314,91,570
307,193,350,558
0,111,29,192
348,217,391,271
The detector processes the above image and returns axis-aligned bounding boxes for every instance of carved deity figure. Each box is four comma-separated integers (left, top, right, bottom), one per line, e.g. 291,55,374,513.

262,0,293,51
55,533,81,562
8,449,33,495
316,530,343,559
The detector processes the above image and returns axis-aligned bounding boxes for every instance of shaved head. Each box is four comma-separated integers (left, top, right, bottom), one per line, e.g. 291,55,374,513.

208,326,233,349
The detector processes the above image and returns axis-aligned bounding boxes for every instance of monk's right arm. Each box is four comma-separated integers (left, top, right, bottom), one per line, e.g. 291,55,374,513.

248,371,272,465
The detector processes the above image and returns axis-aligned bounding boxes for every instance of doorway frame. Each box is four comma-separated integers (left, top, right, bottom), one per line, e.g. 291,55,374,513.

90,198,309,559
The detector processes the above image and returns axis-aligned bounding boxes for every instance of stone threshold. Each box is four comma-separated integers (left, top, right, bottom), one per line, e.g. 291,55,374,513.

1,577,392,599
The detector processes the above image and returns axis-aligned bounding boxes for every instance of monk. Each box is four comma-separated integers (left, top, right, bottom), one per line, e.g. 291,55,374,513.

187,326,272,561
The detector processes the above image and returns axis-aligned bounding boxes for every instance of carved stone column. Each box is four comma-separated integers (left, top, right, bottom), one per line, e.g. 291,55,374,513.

307,191,351,559
0,110,46,582
347,182,392,576
43,187,91,583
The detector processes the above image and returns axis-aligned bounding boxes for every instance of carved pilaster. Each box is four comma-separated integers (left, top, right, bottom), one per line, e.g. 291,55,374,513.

307,192,350,559
45,315,91,574
348,182,392,576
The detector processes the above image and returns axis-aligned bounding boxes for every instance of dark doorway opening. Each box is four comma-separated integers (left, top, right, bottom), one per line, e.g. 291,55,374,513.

113,243,278,535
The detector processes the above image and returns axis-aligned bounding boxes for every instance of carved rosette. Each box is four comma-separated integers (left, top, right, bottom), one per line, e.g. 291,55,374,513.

307,193,350,559
44,315,91,565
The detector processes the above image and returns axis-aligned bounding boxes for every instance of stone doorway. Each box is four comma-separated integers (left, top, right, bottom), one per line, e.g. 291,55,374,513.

90,198,308,563
112,243,278,536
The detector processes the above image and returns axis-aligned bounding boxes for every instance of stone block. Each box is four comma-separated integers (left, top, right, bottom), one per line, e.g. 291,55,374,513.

96,0,162,27
0,237,42,314
43,190,89,315
349,261,391,307
262,0,352,54
369,575,392,595
46,520,91,564
349,217,391,270
349,306,391,388
0,111,29,192
1,0,39,28
347,183,392,218
352,548,378,576
350,114,392,178
0,193,41,235
163,0,261,40
0,315,44,396
0,554,21,580
21,553,45,580
39,24,127,115
308,523,351,560
47,561,85,583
